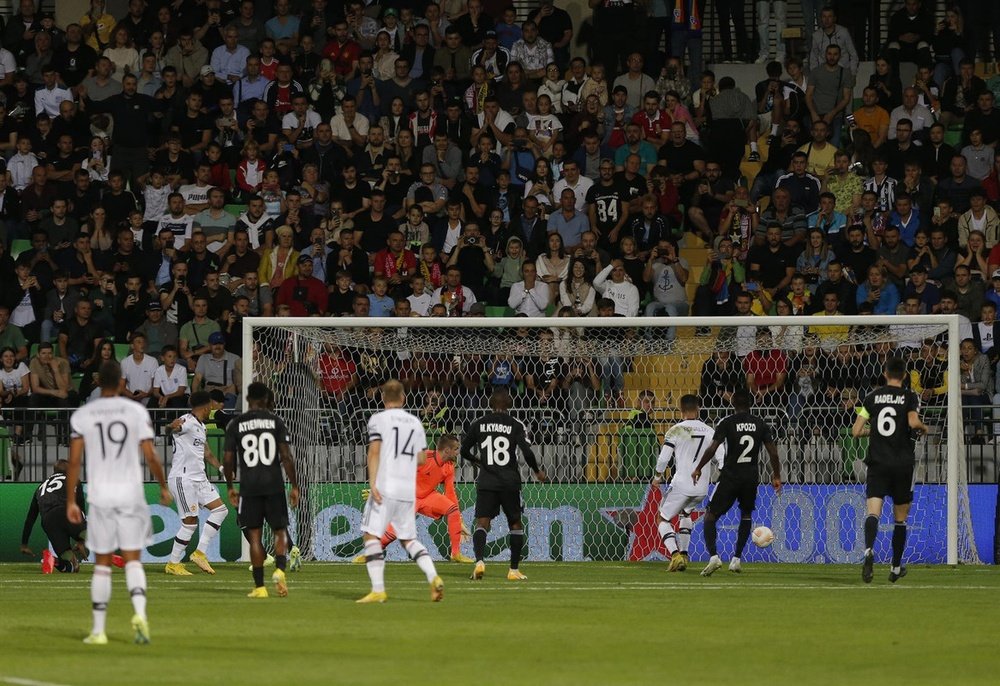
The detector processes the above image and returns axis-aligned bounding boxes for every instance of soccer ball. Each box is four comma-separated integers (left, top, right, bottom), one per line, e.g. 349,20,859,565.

751,526,774,548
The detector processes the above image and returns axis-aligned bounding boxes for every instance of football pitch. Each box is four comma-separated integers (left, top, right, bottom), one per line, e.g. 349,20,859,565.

1,562,998,686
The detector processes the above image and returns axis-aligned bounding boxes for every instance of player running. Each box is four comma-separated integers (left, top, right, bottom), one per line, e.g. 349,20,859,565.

65,362,171,645
353,434,473,564
20,460,118,573
851,356,928,584
163,391,229,576
224,382,300,598
692,391,782,576
461,387,547,582
357,380,444,603
652,395,723,572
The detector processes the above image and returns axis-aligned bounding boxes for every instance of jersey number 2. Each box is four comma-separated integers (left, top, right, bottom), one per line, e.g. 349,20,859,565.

737,435,755,463
242,432,276,467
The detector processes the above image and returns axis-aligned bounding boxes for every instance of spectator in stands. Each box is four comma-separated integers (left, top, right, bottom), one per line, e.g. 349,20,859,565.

58,299,107,374
152,344,189,409
744,329,788,408
884,0,933,69
805,44,853,147
593,259,640,317
757,187,807,247
856,264,900,315
508,260,550,317
959,191,1000,247
179,296,221,370
962,92,1000,149
643,237,689,326
192,331,242,408
30,341,77,439
120,333,158,407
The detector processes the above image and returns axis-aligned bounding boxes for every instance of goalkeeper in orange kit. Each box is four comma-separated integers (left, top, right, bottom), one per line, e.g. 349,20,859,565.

354,434,473,563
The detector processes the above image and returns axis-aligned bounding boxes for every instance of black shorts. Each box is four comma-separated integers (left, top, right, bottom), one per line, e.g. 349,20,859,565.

708,477,757,517
41,510,87,556
237,492,289,531
865,461,916,505
475,487,523,525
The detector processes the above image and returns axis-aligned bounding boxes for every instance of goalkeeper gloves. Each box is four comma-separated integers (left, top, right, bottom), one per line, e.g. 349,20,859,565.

361,488,370,501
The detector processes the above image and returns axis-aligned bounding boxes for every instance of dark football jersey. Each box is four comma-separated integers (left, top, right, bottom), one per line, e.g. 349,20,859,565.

861,385,921,466
713,411,774,481
585,181,627,236
224,409,291,495
34,472,83,515
461,411,539,490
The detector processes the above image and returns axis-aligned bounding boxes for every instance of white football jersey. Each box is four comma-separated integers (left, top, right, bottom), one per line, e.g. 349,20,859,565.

656,419,724,497
70,397,155,507
168,413,208,481
367,408,427,501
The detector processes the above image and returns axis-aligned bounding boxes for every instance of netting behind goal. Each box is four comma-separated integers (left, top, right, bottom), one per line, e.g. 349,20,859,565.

245,316,981,566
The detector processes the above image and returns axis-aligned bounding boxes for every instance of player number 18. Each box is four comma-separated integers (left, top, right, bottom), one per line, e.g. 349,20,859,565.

481,436,511,466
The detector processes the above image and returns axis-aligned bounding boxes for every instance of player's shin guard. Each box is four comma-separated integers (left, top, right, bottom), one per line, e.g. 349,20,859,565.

169,522,197,563
91,565,112,635
473,527,487,562
125,561,147,619
364,539,386,592
509,529,524,570
864,515,879,552
658,519,678,555
445,507,463,557
891,521,907,568
380,528,397,550
404,540,438,583
196,506,228,554
677,515,693,554
734,518,753,558
704,517,719,557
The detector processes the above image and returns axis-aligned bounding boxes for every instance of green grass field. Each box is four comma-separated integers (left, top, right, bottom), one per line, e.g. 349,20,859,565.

1,561,998,686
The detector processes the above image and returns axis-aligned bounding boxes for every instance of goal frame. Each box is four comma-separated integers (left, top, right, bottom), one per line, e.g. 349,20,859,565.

242,314,963,565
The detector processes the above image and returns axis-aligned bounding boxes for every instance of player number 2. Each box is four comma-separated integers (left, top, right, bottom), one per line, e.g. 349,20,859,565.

737,435,755,463
876,407,897,437
242,432,277,467
481,436,511,466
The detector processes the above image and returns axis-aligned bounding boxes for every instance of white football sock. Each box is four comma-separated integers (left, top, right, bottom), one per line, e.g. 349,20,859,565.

169,522,197,564
196,506,229,554
125,561,147,619
364,539,385,593
750,141,759,152
771,123,780,135
657,519,678,555
677,515,693,553
405,540,438,583
91,565,112,634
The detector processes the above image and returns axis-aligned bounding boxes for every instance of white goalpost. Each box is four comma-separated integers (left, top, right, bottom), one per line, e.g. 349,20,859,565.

242,315,980,566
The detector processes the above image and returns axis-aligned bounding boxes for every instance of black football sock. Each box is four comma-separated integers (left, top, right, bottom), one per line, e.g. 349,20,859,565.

473,527,487,563
275,555,287,571
704,517,718,557
56,558,75,573
509,530,524,570
864,515,879,552
252,566,264,588
891,522,907,568
734,518,753,558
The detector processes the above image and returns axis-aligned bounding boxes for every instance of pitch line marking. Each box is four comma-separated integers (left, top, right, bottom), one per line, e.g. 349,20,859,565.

1,676,76,686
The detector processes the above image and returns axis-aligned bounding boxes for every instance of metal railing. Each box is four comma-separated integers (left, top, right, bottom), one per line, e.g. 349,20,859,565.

4,403,998,485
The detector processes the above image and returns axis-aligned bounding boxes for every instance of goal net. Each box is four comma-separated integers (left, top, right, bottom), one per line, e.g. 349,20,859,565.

243,315,982,566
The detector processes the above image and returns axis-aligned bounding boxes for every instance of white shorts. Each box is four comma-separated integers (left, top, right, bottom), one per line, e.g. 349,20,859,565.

658,487,706,522
88,503,152,555
169,476,221,517
361,495,416,540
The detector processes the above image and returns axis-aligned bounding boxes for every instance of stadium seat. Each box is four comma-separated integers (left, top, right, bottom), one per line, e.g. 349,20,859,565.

224,204,246,218
10,239,30,259
0,425,10,479
114,343,130,361
485,306,514,317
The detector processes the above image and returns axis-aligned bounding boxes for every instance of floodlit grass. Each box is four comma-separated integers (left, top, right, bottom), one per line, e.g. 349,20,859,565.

1,562,998,686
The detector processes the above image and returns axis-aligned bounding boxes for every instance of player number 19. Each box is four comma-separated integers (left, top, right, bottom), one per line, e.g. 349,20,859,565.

242,432,277,467
481,436,511,466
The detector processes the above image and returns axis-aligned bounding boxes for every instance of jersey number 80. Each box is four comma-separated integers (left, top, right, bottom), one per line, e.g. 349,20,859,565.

242,432,277,467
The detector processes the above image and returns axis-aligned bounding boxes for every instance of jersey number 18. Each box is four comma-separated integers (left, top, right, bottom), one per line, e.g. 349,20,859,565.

481,436,511,466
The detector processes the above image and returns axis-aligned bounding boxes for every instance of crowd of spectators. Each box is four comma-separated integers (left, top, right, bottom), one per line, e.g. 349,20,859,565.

0,0,999,445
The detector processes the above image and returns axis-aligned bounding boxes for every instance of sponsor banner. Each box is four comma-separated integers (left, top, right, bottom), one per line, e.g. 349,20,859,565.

2,484,995,563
